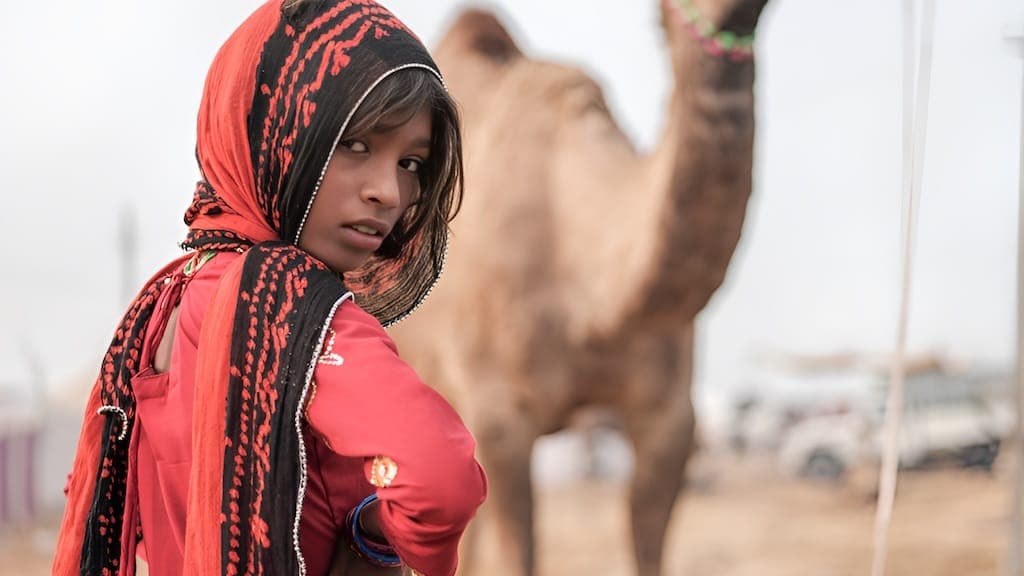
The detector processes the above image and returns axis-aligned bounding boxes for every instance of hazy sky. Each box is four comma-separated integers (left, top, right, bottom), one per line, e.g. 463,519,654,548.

1,0,1020,421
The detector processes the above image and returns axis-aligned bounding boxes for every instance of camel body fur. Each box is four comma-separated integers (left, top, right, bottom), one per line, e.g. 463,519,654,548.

389,1,770,574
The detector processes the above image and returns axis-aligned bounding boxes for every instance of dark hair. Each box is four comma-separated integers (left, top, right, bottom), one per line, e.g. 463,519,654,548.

343,69,464,259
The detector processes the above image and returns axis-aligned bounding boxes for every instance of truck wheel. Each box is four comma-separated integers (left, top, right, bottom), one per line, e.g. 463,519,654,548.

803,451,846,481
960,440,1000,471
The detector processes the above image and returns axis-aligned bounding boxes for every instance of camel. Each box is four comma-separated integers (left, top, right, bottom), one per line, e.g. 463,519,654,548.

388,0,770,574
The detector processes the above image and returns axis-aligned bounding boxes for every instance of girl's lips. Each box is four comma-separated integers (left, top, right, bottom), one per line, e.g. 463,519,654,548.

349,223,381,236
339,225,385,251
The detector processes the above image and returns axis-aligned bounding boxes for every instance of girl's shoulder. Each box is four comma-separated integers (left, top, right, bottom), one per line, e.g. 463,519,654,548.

327,297,400,357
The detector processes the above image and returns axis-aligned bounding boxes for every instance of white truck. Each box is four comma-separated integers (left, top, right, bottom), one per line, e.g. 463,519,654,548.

776,369,1012,480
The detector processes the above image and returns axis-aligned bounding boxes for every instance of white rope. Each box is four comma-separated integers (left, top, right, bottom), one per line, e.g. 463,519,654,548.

1010,30,1024,576
870,1,936,575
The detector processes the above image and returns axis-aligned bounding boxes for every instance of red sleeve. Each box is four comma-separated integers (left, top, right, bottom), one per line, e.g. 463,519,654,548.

305,300,487,576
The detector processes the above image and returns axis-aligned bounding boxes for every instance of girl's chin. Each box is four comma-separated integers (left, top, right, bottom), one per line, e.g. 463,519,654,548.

325,255,373,276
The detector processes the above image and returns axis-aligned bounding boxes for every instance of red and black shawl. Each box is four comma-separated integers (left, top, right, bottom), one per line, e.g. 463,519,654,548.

53,1,447,574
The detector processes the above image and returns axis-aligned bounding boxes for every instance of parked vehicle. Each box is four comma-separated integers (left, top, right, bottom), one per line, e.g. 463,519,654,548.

776,369,1012,480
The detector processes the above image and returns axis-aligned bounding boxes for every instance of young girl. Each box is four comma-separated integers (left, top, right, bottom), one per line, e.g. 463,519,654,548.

52,1,486,575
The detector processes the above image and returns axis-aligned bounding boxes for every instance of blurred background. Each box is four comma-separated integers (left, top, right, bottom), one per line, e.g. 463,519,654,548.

0,0,1021,574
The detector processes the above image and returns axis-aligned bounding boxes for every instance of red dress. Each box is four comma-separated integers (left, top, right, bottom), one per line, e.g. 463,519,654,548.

131,252,486,576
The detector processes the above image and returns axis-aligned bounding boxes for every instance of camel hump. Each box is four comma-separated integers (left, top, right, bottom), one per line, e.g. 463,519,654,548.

438,8,522,64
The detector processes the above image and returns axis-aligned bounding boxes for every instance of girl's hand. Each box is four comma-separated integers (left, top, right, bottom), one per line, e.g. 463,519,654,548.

327,539,403,576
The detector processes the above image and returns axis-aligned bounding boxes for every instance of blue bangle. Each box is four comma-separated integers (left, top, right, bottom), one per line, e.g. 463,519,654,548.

349,494,402,568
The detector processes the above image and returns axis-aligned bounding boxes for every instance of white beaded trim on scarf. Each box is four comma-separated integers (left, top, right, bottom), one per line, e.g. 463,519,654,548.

97,405,130,441
381,229,448,329
292,291,354,576
290,63,449,574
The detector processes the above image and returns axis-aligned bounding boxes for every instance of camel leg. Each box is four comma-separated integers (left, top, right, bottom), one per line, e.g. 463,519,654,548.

620,329,696,576
470,400,537,576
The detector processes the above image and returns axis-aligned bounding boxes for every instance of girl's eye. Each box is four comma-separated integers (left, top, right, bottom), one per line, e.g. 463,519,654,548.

340,140,368,153
400,158,424,173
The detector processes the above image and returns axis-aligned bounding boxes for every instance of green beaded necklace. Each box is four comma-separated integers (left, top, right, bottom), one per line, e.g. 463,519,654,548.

668,0,756,61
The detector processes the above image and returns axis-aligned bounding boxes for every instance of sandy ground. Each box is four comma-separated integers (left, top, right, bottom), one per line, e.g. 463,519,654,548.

530,454,1009,576
1,453,1011,575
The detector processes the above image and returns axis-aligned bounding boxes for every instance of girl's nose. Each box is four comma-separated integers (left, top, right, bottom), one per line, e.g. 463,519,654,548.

360,167,401,208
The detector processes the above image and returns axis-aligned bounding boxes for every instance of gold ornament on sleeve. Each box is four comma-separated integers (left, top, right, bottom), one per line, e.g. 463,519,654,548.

370,455,399,488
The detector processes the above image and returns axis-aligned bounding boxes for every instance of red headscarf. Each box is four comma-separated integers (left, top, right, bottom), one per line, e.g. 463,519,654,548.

53,2,448,574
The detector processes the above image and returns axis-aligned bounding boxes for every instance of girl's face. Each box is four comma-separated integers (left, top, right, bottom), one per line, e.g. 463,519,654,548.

298,106,432,274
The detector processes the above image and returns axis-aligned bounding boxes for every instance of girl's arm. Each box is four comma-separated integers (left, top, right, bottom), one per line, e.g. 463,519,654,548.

306,301,487,576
